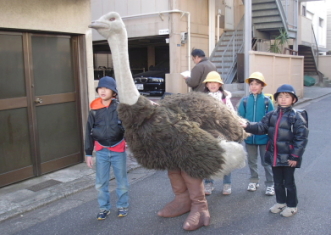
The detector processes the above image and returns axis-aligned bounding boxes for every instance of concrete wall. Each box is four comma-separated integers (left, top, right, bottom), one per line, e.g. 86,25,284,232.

327,0,331,51
305,1,327,49
318,55,331,79
249,51,304,99
0,0,91,34
298,16,314,46
91,0,170,40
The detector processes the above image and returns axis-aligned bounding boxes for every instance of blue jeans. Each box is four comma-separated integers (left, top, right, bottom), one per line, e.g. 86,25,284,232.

204,173,231,185
95,148,129,211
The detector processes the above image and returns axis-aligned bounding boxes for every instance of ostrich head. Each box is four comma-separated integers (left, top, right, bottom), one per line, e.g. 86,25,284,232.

89,12,140,105
88,12,125,38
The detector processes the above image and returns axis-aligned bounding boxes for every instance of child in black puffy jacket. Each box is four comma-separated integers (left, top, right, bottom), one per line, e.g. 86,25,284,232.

241,84,309,217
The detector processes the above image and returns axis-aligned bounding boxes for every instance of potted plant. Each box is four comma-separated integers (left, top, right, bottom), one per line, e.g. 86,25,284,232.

269,28,289,54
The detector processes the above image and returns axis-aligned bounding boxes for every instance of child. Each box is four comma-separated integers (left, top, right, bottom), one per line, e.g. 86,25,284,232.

241,84,309,217
202,71,235,195
85,76,129,220
237,72,275,195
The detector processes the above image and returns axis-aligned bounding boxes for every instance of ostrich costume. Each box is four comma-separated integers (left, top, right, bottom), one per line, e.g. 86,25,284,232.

89,12,248,231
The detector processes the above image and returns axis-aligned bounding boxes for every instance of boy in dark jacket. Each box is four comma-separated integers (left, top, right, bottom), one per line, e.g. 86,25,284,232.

85,76,129,220
241,84,309,217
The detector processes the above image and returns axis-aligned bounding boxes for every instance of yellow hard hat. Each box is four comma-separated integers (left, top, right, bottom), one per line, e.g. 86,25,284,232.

245,71,267,86
203,71,224,84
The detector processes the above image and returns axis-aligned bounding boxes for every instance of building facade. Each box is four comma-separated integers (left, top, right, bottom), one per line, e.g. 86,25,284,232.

0,0,93,187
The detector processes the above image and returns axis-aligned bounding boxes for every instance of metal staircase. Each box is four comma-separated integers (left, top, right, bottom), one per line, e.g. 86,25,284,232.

252,0,297,38
210,0,297,84
210,19,244,84
297,45,318,74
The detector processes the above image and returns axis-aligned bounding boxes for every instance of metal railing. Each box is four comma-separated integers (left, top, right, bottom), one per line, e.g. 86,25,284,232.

279,0,298,32
210,17,244,84
311,25,319,71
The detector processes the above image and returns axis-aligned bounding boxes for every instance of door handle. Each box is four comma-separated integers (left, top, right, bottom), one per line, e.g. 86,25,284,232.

35,97,43,104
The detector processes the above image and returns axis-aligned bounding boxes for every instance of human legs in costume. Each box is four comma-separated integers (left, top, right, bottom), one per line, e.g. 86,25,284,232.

157,169,191,217
158,169,210,231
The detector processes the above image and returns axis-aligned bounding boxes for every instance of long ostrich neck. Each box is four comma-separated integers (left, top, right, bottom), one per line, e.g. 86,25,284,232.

108,31,140,105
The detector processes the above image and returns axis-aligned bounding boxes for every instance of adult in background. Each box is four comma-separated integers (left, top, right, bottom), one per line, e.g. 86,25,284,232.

183,49,216,92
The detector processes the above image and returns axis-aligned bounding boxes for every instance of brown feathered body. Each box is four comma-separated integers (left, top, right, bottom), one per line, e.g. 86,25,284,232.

118,92,249,179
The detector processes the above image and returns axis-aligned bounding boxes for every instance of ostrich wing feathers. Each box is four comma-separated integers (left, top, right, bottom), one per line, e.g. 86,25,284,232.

119,93,247,179
118,95,225,179
159,92,249,142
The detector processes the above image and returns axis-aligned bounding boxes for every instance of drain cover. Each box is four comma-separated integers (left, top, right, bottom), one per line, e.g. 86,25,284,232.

27,179,62,192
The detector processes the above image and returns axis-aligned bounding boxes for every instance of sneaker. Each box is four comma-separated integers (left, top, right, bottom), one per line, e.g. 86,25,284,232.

97,210,110,220
280,207,298,217
222,184,232,195
204,182,215,195
247,183,259,192
269,203,286,213
117,207,128,217
265,186,275,196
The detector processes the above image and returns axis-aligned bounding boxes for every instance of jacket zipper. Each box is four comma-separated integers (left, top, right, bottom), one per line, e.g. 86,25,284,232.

273,110,283,166
252,95,257,144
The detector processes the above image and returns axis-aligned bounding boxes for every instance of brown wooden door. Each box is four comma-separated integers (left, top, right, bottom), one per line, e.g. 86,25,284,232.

0,32,83,187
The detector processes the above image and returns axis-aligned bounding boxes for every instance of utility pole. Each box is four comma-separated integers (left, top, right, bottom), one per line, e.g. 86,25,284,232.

244,0,252,95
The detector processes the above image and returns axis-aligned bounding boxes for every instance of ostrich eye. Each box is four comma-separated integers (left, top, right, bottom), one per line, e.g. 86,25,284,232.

109,17,115,21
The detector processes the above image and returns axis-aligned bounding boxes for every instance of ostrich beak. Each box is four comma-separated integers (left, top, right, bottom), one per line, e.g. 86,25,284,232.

88,21,109,29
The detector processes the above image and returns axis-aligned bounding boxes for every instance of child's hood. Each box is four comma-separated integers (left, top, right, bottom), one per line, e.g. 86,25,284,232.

90,97,112,110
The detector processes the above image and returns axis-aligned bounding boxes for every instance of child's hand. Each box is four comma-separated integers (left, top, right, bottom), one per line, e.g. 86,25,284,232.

240,121,247,128
86,156,94,168
288,160,297,167
150,100,159,106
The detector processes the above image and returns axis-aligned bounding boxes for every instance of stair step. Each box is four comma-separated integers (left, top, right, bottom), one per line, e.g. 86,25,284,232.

213,62,233,67
299,52,313,56
323,81,331,87
215,45,242,50
253,16,282,24
252,3,277,11
252,0,276,3
252,9,280,17
254,22,284,30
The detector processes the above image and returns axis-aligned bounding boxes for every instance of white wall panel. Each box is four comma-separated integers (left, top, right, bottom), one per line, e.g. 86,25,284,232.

0,0,90,34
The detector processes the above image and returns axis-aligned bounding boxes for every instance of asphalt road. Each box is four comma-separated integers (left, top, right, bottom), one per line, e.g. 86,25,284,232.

1,95,331,235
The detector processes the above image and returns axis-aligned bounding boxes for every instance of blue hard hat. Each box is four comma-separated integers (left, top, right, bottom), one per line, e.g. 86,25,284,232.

274,84,298,103
96,76,118,94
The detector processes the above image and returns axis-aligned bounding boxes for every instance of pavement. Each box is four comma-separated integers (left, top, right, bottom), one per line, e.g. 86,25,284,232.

1,85,331,223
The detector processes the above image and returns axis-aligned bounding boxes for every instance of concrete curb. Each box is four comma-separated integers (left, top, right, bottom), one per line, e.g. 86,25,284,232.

0,164,142,223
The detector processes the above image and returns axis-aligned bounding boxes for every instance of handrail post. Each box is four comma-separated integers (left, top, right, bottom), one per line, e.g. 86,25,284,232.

244,0,252,95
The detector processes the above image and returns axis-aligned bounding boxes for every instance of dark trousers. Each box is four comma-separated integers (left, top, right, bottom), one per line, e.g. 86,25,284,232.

272,167,298,207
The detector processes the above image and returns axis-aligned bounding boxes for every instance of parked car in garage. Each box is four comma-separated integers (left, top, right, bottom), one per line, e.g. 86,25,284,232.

133,61,169,96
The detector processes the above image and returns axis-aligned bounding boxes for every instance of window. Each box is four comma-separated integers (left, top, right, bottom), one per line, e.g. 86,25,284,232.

302,5,306,16
319,17,324,28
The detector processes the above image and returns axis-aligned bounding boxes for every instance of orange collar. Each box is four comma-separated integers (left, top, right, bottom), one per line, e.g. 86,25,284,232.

90,97,112,110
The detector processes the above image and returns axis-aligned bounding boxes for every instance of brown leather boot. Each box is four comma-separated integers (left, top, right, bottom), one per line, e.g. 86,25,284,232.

157,169,191,217
181,171,210,231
